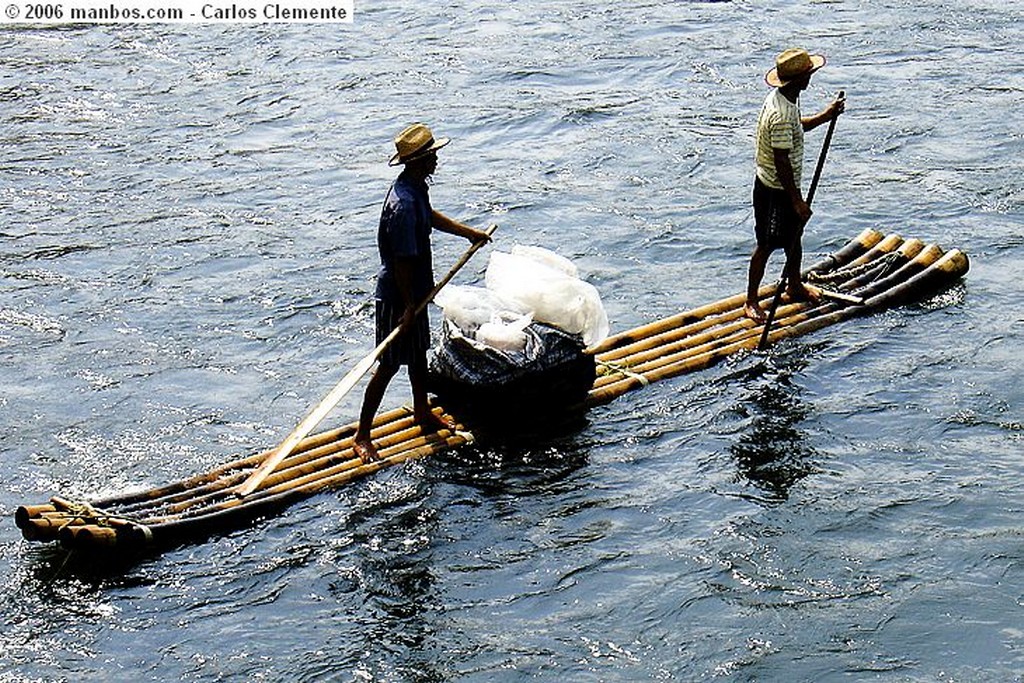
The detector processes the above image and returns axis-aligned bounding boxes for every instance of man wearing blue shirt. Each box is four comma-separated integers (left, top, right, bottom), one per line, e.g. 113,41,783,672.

354,123,490,463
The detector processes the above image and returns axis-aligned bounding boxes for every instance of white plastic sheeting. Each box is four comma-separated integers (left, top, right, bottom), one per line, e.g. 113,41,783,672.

434,245,609,350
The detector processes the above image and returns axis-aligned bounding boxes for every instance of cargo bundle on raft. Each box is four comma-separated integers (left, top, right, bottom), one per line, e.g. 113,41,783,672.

15,228,969,552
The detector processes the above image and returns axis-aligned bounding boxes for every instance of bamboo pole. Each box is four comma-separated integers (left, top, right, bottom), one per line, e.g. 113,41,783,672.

845,233,906,268
147,409,459,521
112,408,424,518
135,431,472,541
19,516,66,542
88,405,414,509
14,504,56,529
586,245,966,407
595,235,910,370
60,525,118,548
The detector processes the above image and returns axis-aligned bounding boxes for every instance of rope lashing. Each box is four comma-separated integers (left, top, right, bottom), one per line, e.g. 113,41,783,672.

808,251,901,285
596,360,650,386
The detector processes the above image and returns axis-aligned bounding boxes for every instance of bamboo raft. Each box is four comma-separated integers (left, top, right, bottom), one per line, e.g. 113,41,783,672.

15,228,969,552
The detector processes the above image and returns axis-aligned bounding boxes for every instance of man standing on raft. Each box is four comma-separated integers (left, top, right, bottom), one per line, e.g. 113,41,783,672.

353,123,491,463
744,48,845,323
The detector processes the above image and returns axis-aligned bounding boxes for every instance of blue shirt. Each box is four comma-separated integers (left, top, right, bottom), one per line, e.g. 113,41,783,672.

375,171,434,304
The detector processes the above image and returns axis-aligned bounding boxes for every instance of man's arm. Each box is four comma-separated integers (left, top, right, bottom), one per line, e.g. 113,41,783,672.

801,97,845,131
432,209,491,243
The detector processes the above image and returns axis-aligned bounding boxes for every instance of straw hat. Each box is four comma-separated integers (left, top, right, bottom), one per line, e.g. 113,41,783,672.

765,48,826,88
388,123,450,166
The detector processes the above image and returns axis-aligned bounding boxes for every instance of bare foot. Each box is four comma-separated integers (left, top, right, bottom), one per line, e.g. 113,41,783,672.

353,439,379,464
417,411,457,434
743,302,767,323
787,282,822,303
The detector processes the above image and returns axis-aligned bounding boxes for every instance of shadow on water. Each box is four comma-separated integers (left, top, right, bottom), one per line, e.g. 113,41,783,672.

338,503,452,683
322,411,596,680
430,412,594,499
17,542,159,587
726,343,824,504
324,448,595,682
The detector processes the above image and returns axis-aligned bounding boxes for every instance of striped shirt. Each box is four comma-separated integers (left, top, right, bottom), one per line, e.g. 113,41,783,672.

755,88,804,191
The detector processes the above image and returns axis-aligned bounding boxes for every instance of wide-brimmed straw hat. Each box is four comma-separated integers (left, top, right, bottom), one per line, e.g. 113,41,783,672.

388,123,450,166
765,48,826,88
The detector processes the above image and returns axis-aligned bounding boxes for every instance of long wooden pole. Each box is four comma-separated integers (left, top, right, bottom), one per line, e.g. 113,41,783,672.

758,90,845,351
234,224,497,497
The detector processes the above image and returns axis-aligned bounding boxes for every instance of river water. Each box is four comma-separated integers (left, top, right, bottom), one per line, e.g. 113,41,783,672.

2,2,1022,681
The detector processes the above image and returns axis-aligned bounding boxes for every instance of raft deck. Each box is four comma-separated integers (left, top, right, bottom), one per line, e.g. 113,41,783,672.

15,229,970,551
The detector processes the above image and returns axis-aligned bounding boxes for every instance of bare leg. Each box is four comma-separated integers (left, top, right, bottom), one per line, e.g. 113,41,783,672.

353,360,400,463
783,237,821,302
744,243,771,323
409,354,455,433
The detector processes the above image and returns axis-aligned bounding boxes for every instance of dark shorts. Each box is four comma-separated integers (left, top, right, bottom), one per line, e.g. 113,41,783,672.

753,176,801,250
376,298,430,367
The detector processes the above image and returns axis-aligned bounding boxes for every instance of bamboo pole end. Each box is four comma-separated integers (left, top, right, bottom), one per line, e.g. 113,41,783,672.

15,504,56,529
936,249,970,277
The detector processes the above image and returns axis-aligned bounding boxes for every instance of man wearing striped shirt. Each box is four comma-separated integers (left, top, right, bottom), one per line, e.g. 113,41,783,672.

744,48,845,323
